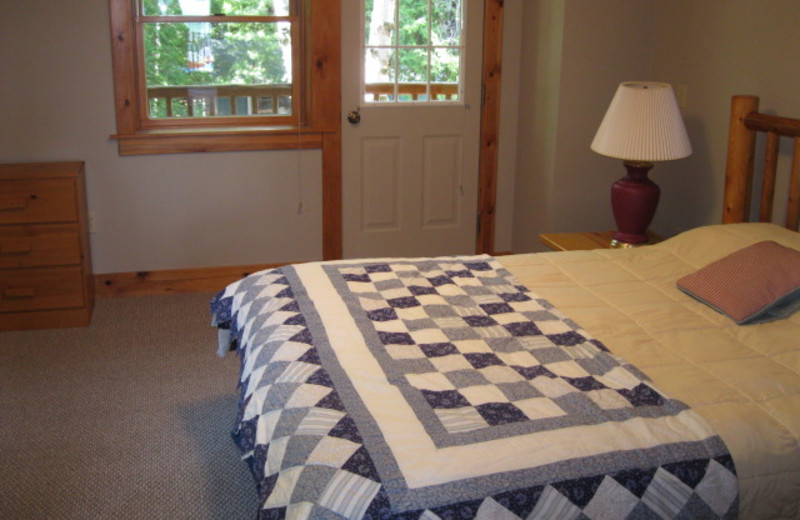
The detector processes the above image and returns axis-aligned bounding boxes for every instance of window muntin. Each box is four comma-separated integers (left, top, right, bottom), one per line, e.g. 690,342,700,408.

137,0,299,125
363,0,463,104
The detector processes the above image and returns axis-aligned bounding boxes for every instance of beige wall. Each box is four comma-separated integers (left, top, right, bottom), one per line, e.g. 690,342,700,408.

513,0,656,253
494,0,523,253
511,0,800,254
651,0,800,235
0,0,323,273
0,0,520,273
3,1,799,273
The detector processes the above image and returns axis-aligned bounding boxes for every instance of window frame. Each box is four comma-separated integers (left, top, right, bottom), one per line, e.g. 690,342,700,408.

137,8,302,128
108,0,339,156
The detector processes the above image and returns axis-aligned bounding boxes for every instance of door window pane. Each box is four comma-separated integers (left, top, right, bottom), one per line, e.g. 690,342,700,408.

398,48,428,83
364,49,396,101
364,1,396,45
431,0,460,45
432,47,459,82
399,0,428,46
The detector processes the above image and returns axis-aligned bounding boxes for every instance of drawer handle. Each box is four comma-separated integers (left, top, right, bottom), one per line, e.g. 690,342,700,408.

0,198,29,211
4,287,36,299
1,240,33,255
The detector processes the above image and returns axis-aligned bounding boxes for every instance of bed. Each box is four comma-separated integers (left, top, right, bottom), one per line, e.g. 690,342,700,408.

211,95,800,520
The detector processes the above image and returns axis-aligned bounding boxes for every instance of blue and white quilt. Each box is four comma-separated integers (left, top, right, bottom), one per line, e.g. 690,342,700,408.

211,255,738,520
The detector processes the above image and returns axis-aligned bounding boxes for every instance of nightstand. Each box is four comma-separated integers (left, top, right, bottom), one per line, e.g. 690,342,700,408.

539,230,662,252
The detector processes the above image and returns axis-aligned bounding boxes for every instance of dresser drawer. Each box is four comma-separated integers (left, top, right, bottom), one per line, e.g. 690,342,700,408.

0,267,85,313
0,178,78,224
0,224,82,268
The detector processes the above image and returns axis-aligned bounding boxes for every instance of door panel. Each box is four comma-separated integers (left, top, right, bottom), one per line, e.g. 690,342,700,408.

422,135,462,228
361,137,402,231
341,0,483,259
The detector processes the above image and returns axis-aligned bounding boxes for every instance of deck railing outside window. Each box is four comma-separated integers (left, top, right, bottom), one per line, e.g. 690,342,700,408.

146,82,460,118
363,83,459,102
146,84,293,118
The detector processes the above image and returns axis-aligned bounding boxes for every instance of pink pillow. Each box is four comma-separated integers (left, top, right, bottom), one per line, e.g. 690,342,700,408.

677,240,800,324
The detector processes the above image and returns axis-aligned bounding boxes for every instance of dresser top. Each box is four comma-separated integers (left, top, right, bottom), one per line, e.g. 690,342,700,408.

0,161,84,180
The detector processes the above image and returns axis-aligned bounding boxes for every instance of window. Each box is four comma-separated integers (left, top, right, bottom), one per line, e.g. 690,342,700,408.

363,0,463,103
109,0,340,155
140,0,299,125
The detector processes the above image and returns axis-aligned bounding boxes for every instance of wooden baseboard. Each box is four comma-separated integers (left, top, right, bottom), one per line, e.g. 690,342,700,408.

94,263,289,298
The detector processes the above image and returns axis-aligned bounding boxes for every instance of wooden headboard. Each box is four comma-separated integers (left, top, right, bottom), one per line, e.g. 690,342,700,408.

723,95,800,230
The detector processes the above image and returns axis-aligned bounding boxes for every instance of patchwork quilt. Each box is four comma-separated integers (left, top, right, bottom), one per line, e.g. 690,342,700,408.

211,255,738,520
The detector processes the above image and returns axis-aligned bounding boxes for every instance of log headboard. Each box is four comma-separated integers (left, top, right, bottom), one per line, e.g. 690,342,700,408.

723,95,800,230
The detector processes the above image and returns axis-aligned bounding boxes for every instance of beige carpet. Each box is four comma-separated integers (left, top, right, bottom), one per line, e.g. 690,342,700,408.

0,293,258,519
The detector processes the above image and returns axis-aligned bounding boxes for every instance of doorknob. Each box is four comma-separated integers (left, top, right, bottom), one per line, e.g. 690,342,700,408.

346,109,361,125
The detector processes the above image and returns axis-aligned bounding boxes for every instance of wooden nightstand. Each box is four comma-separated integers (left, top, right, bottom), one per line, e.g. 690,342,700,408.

539,230,662,252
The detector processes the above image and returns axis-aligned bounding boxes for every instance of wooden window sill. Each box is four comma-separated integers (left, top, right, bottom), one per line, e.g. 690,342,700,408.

110,126,337,156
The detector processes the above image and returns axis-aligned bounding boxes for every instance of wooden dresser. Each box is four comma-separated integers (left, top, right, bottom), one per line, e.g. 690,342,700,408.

0,162,94,330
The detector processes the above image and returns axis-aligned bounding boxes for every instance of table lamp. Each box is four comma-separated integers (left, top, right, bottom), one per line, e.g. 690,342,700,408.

591,82,692,246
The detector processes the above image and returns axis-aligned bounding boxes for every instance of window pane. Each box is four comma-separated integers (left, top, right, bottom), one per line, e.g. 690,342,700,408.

364,0,396,46
143,21,293,118
431,47,458,82
398,48,428,102
398,0,428,46
142,0,292,16
431,46,459,100
364,48,396,83
398,48,427,83
149,97,168,117
364,48,396,102
216,96,232,115
431,0,460,46
172,98,189,116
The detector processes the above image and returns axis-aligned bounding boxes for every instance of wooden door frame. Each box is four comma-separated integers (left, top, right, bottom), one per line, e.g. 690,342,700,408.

323,0,503,259
475,0,503,255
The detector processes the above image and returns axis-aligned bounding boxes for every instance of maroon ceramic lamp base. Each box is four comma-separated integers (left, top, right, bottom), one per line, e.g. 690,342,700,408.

611,161,659,245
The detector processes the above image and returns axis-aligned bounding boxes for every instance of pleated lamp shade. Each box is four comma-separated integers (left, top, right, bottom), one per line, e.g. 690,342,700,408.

591,82,692,162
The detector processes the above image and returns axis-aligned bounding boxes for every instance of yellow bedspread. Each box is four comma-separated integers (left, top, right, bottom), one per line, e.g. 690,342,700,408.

500,223,800,520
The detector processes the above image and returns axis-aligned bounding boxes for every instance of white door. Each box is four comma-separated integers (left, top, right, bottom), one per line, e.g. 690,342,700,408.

341,0,484,258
